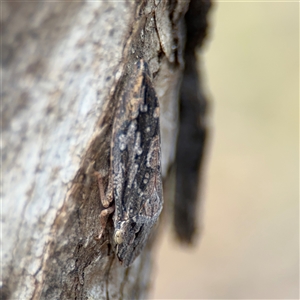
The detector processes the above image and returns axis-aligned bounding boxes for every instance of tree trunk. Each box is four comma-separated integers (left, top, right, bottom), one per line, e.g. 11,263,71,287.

1,1,210,299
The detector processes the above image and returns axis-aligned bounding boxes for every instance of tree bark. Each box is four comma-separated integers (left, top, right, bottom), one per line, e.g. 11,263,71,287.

1,1,211,299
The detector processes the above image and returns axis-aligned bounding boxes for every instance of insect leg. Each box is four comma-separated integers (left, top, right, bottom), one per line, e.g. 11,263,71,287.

94,171,115,240
95,204,115,240
94,171,113,208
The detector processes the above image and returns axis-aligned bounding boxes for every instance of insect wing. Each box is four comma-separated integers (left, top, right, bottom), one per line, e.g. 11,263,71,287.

112,61,163,267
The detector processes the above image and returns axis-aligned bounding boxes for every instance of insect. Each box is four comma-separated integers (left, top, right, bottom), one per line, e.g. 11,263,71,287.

96,59,163,267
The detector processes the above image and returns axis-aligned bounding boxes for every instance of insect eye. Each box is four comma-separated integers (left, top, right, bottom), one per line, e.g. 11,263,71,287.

114,230,124,244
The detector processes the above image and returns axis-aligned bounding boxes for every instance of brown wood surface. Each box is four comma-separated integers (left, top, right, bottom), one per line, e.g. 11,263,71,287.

1,1,210,299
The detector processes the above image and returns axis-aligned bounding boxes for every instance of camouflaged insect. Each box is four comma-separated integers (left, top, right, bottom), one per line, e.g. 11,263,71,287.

98,60,163,267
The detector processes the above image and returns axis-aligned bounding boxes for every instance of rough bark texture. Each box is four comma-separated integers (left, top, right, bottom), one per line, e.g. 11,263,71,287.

1,1,210,299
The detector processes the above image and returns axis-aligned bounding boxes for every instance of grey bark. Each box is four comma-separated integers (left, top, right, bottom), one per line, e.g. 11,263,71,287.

1,1,189,299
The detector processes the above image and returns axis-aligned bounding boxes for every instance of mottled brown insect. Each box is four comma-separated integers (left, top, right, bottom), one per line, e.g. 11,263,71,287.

97,60,163,267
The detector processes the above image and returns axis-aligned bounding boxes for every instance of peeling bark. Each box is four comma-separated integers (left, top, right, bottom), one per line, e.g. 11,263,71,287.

174,0,212,244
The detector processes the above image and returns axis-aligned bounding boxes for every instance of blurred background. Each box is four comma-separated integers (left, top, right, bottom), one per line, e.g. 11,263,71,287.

152,2,299,299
